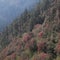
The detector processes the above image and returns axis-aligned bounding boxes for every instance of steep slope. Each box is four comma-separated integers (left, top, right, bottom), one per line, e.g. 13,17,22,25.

0,0,44,50
0,0,60,60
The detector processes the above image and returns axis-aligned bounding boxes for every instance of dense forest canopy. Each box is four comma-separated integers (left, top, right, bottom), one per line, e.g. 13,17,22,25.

0,0,60,60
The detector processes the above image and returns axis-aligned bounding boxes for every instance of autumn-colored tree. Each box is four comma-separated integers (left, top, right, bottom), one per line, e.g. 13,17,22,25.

39,52,50,60
55,41,60,55
37,41,45,52
22,33,33,43
25,38,37,52
38,31,44,38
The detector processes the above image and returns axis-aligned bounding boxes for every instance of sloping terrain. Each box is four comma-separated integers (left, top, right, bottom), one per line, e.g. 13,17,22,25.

0,0,44,50
0,0,60,60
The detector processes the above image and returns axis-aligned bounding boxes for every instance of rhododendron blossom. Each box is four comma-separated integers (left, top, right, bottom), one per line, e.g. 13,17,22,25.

37,41,45,51
30,39,35,47
38,31,43,38
25,39,36,51
39,52,50,60
23,33,32,42
55,42,60,54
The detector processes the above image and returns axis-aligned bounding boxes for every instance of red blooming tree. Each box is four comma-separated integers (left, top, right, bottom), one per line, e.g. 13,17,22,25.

37,41,45,52
38,31,44,38
55,41,60,54
22,33,33,43
25,38,37,52
29,39,37,51
39,52,50,60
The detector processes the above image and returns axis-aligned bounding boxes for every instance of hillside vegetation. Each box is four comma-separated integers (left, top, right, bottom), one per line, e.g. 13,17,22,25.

0,0,60,60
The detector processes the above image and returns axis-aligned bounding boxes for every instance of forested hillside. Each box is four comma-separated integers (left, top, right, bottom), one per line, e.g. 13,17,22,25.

0,0,44,50
0,0,60,60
